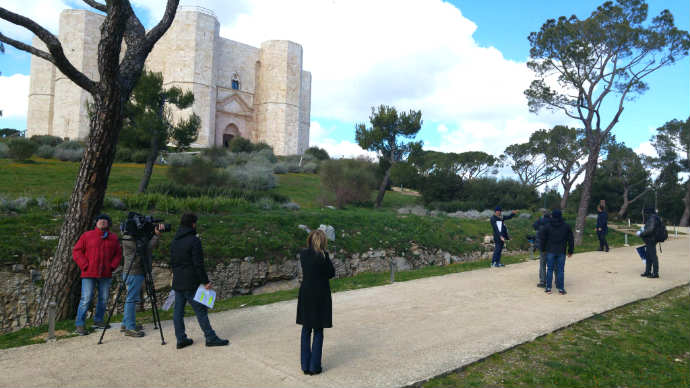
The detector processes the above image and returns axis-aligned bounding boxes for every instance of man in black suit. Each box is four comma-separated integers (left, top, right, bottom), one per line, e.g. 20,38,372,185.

490,206,517,267
170,213,229,349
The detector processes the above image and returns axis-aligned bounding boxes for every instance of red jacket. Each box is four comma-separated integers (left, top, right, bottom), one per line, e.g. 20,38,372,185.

72,228,122,278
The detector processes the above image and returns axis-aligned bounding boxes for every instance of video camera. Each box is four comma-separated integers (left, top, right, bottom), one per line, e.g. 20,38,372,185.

120,211,171,239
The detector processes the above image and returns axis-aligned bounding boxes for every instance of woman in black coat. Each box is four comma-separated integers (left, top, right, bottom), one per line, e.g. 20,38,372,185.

296,229,335,375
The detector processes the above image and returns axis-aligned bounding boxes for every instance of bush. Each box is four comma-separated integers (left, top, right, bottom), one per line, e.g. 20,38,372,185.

302,161,318,174
56,140,85,150
226,161,277,191
252,142,273,153
390,161,421,189
319,159,377,208
36,145,56,159
305,146,330,160
166,152,197,166
148,182,288,203
0,142,9,158
168,157,225,187
131,150,150,164
6,138,38,161
115,147,133,162
273,162,289,174
228,137,254,153
419,170,464,204
54,147,84,161
201,146,231,167
30,135,63,146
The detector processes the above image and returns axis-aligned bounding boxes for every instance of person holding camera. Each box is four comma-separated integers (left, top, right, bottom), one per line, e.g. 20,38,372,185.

489,206,518,267
170,213,229,349
119,224,162,337
72,214,122,335
296,229,336,375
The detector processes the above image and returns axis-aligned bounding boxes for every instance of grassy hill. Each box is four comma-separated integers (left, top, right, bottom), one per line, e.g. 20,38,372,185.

0,158,638,267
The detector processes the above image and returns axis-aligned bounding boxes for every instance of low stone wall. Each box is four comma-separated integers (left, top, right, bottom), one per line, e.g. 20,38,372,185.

0,244,529,332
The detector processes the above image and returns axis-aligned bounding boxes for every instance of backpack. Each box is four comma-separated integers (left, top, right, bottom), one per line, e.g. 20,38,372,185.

655,215,668,243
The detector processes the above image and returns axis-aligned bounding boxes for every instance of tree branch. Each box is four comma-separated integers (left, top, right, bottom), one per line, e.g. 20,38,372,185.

82,0,106,13
0,7,97,94
0,32,52,62
144,0,179,51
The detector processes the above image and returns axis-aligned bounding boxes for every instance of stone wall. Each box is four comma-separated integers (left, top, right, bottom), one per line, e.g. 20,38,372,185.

0,244,530,332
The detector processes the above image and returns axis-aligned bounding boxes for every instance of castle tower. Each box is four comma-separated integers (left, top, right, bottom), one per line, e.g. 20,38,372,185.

298,71,312,154
152,8,219,147
50,10,103,140
26,38,56,137
255,40,303,155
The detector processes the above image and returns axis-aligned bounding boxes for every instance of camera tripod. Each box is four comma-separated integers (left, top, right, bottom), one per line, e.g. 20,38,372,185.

98,237,166,345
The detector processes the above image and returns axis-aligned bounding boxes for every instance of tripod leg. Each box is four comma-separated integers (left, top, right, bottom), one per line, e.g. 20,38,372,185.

98,277,126,344
143,271,166,345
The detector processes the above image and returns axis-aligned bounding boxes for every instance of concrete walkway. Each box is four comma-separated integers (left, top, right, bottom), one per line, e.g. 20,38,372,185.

1,237,688,388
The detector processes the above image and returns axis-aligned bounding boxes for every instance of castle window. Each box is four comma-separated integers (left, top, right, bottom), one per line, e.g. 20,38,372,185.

231,72,240,90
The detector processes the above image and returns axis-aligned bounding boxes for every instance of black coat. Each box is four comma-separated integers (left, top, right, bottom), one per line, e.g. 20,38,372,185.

538,217,574,255
296,248,335,329
490,212,516,241
639,213,661,246
170,226,209,291
596,211,608,233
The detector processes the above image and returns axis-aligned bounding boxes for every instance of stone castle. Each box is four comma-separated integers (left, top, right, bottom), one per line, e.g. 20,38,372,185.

26,7,311,155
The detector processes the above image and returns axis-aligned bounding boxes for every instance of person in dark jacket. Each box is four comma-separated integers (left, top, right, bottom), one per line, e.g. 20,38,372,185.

538,209,574,295
533,211,552,288
170,213,228,349
72,214,122,335
489,206,518,267
296,229,336,375
596,204,609,252
638,207,661,278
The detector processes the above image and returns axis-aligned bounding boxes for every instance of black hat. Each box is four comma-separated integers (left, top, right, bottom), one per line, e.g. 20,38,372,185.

495,206,502,211
551,209,562,220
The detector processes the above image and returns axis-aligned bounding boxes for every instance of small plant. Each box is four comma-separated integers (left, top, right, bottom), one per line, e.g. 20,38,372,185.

30,135,63,147
36,145,55,159
305,146,330,161
168,156,225,187
319,159,377,208
6,138,38,161
115,147,133,162
0,142,10,158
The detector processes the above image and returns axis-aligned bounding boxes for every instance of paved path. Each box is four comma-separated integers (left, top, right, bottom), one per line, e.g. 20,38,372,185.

1,237,688,387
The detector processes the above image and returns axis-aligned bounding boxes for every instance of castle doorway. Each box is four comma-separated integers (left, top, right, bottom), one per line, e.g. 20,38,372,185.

222,124,240,148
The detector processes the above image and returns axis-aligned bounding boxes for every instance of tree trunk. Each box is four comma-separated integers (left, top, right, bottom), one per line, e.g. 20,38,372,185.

618,187,631,219
574,149,601,245
138,129,161,193
34,94,123,324
375,166,392,208
560,181,573,210
680,179,690,227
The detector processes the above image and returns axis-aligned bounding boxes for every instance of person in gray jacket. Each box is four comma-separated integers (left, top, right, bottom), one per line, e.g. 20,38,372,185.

638,207,661,278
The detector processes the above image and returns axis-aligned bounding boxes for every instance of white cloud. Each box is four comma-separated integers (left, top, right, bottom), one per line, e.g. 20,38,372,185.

634,141,658,159
0,74,30,118
309,120,377,160
0,0,72,41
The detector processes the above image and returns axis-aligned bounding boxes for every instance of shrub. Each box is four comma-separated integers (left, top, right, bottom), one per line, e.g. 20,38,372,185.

166,152,197,166
228,137,254,153
131,149,149,164
56,140,85,150
273,162,289,174
249,148,277,164
319,159,377,208
252,142,273,153
419,170,464,204
255,197,276,210
302,161,318,174
201,146,231,167
148,182,288,203
168,156,225,187
54,147,84,162
36,145,56,159
226,161,277,191
6,138,38,161
0,142,9,158
30,135,63,146
115,147,133,162
305,146,330,161
390,161,421,189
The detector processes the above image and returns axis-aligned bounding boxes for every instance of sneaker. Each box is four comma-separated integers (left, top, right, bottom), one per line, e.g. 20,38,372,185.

558,289,567,295
120,323,144,332
536,283,546,288
310,368,323,375
92,322,111,330
176,338,194,349
641,272,650,277
206,337,230,347
124,329,145,338
649,274,659,278
497,263,505,267
73,326,89,336
545,288,552,294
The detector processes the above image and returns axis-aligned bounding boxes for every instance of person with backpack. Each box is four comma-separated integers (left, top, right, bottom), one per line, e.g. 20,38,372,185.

538,209,574,295
533,211,552,288
637,207,666,278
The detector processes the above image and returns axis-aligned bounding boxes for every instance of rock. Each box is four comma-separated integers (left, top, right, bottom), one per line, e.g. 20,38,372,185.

30,270,42,283
252,278,300,295
484,235,493,244
393,256,411,271
326,205,336,210
397,207,411,215
40,236,58,240
319,224,336,241
429,210,445,217
12,264,24,272
298,224,311,233
410,206,428,216
281,201,300,210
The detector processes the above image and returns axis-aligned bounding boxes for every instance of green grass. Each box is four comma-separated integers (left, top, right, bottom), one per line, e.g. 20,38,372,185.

418,285,690,388
0,252,532,350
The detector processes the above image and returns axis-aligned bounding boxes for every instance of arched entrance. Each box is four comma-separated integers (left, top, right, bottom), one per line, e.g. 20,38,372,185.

222,123,240,147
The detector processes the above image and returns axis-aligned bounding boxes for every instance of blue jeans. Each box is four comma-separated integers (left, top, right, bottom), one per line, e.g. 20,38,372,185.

546,253,566,290
492,240,504,265
300,326,324,373
75,278,112,327
122,274,145,330
173,290,217,342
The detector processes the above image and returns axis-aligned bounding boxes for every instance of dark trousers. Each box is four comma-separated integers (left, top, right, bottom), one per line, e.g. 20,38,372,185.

597,230,609,251
546,253,566,291
300,326,324,373
538,250,550,285
644,242,659,275
173,290,217,343
492,240,504,265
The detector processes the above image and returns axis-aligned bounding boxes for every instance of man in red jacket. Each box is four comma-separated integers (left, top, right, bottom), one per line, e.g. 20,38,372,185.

72,214,122,335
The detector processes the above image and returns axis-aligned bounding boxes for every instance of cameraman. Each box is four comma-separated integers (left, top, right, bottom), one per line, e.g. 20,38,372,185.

120,224,162,337
170,213,229,349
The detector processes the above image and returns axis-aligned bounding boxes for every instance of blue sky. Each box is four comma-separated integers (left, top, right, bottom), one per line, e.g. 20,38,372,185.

1,0,688,162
